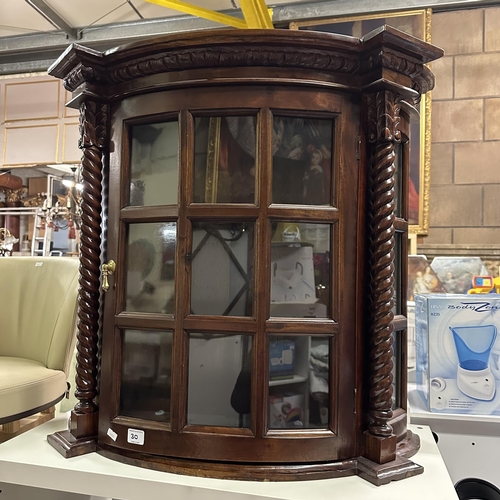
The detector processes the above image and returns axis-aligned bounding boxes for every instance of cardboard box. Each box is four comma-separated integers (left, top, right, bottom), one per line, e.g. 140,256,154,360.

269,339,295,380
271,244,316,303
416,293,500,414
269,393,304,428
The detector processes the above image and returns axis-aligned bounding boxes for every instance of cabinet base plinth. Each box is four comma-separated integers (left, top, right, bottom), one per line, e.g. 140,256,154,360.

364,431,397,464
98,445,359,481
47,429,97,458
97,435,421,484
69,410,98,439
358,429,423,485
357,456,423,486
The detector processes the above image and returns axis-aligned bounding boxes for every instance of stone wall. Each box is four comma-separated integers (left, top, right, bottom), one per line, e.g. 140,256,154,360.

420,6,500,264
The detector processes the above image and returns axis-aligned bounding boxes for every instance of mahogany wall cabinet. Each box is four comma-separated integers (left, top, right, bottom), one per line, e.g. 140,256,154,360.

47,27,442,485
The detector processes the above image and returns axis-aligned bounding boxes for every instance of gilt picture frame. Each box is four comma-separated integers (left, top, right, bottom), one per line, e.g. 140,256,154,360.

290,9,432,235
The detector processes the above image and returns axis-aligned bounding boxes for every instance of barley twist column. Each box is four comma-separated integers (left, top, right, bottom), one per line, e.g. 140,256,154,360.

71,99,108,437
364,90,401,463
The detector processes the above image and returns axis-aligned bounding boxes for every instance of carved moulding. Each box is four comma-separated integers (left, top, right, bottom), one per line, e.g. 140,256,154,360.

57,30,435,94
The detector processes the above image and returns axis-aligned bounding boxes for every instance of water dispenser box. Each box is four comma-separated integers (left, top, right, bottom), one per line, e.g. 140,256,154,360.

415,294,500,414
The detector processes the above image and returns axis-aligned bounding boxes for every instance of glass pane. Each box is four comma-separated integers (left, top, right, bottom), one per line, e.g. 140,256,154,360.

129,121,179,206
120,329,173,422
269,336,329,429
125,223,176,314
391,332,402,410
272,116,333,205
394,142,403,218
188,334,252,427
408,122,420,225
270,222,330,318
194,116,257,203
407,300,416,370
191,222,254,316
393,232,402,315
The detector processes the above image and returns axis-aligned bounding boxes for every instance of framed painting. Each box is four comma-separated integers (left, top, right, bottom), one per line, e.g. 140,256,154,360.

290,9,432,235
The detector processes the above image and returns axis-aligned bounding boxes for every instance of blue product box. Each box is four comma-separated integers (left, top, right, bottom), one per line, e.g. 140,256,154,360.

415,293,500,414
269,339,295,380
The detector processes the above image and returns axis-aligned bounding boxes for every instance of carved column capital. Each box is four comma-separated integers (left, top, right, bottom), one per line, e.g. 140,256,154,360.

367,90,402,144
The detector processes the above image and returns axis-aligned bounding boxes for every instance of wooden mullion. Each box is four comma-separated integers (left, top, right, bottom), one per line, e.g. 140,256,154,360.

170,109,192,433
183,316,256,333
120,206,179,222
331,220,340,323
186,204,259,218
114,313,176,330
265,319,338,335
252,108,272,438
267,206,339,221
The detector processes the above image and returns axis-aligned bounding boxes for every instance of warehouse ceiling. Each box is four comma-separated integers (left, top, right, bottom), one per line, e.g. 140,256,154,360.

0,0,298,74
0,0,498,75
0,0,260,39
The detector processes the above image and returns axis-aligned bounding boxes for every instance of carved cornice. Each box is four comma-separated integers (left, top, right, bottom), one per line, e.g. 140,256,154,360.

63,46,361,91
64,64,107,92
363,49,420,78
413,66,435,95
51,29,442,101
362,48,435,96
62,46,435,95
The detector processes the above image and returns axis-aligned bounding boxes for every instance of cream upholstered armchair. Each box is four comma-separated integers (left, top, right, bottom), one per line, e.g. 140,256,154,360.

0,257,79,442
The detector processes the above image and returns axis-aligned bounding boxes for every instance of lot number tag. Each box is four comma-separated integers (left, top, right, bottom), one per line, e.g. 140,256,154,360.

127,428,145,445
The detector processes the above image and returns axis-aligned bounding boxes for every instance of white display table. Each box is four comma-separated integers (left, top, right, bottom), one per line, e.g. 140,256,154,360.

0,413,458,500
409,386,500,491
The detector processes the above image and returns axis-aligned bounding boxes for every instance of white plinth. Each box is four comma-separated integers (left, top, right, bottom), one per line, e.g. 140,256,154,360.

0,413,458,500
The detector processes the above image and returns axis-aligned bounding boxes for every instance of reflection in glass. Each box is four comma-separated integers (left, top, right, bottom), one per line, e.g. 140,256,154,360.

394,142,403,218
408,122,420,225
125,223,176,314
270,222,330,318
391,333,402,410
129,121,179,206
120,329,173,422
191,222,254,316
188,334,252,427
194,116,257,203
393,232,402,315
269,336,329,429
272,116,333,205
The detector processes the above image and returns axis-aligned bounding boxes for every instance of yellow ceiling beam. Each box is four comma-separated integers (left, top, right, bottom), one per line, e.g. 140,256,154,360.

238,0,273,28
145,0,273,29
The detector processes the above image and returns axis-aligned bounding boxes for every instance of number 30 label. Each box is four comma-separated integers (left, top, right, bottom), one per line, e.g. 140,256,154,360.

127,428,145,445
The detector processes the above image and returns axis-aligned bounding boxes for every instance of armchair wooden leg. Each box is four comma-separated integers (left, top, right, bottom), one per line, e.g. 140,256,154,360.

1,420,21,434
0,405,57,443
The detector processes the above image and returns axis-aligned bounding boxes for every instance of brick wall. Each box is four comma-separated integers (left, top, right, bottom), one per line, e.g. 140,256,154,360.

422,7,500,250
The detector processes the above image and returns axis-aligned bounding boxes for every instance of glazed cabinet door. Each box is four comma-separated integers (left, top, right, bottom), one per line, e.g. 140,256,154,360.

98,85,361,464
